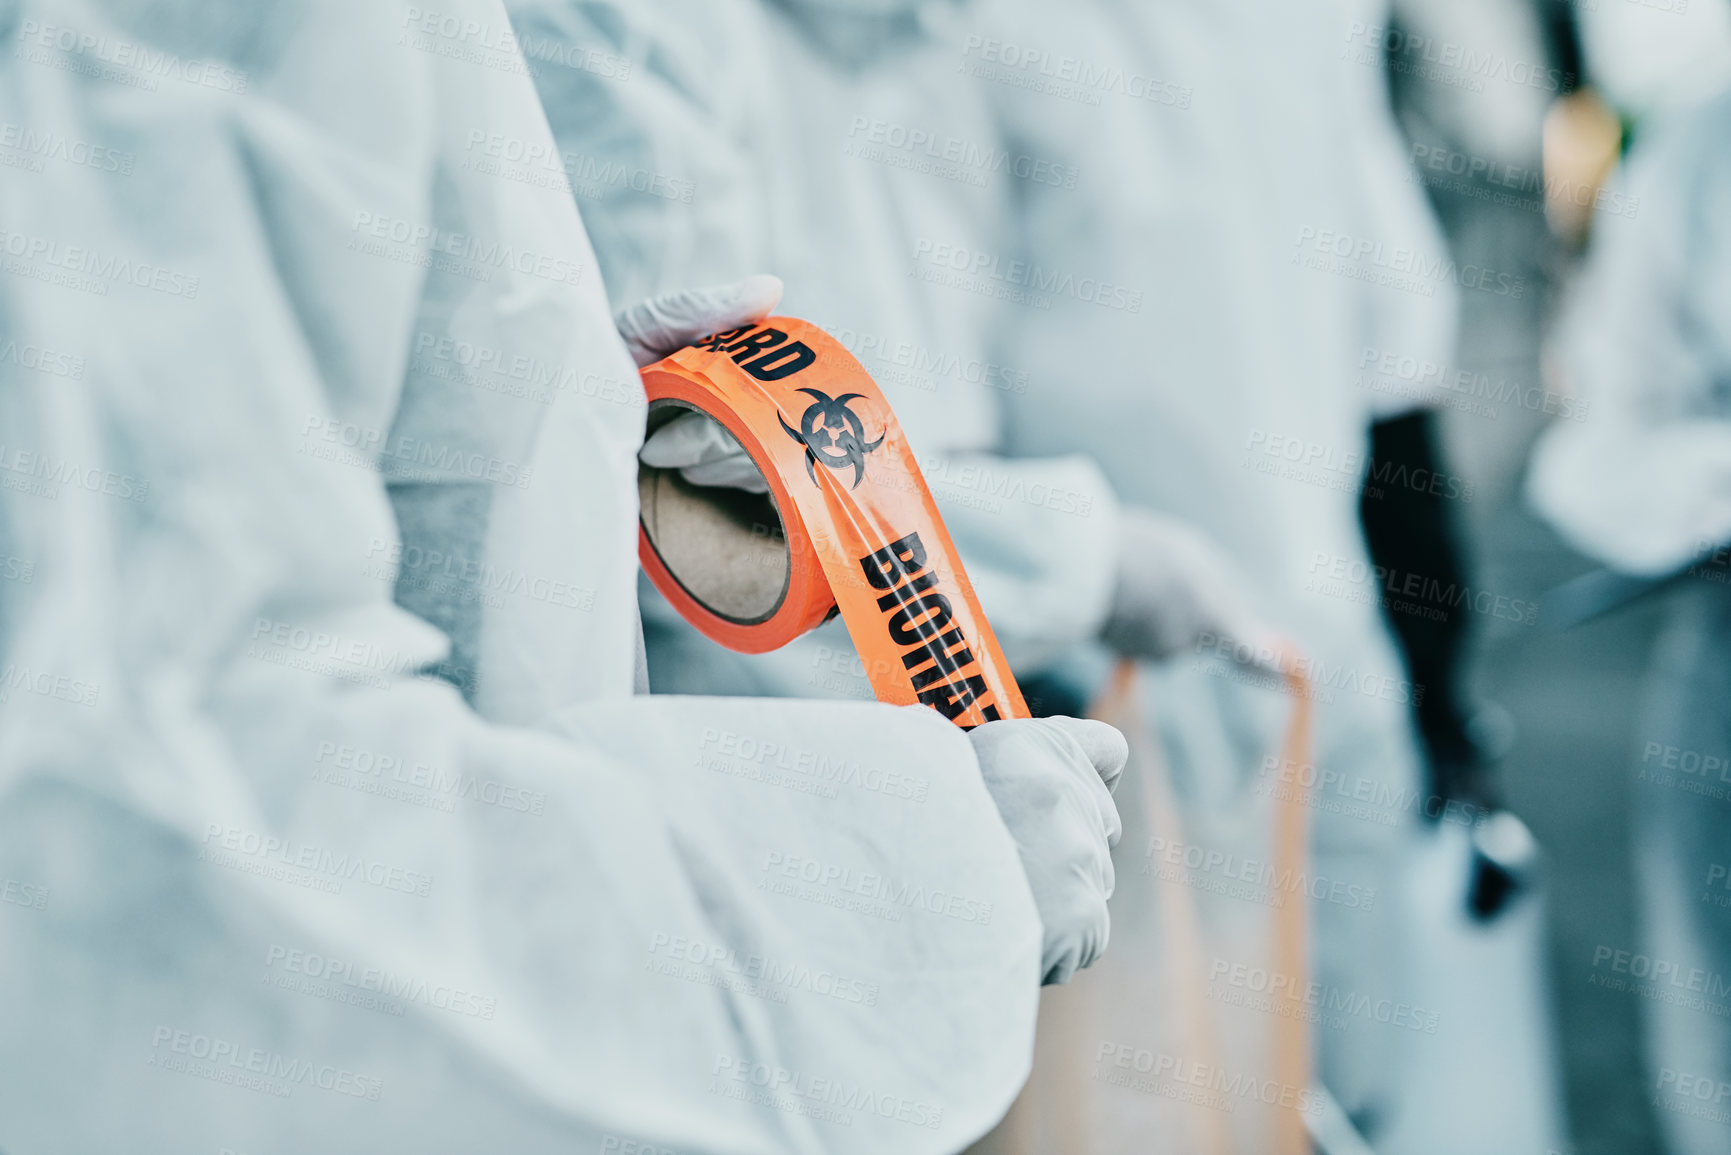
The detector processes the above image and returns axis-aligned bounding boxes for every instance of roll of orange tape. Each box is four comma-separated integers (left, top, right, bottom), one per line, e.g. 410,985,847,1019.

637,316,1028,729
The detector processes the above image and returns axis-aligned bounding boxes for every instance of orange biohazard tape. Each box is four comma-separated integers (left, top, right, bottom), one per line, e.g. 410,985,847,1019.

637,315,1028,729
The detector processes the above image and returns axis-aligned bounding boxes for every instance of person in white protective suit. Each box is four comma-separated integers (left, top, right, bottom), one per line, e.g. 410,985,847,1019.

0,1,1133,1150
504,0,1282,712
1529,87,1731,1155
954,0,1479,1147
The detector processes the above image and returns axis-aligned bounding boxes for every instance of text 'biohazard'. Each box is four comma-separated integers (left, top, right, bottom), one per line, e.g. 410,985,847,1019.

860,531,1003,727
696,324,817,381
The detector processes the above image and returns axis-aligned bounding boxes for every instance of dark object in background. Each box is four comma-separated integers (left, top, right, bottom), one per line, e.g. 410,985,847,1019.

1360,410,1498,814
1469,809,1541,919
1362,412,1541,921
1538,0,1585,99
1017,671,1089,721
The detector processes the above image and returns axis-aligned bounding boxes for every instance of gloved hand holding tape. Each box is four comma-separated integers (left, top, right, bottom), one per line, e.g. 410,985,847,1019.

634,310,1030,728
621,278,1153,986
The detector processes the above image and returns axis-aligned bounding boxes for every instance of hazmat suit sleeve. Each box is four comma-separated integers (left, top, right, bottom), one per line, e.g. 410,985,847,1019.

1528,91,1731,576
0,3,1044,1152
505,0,1120,672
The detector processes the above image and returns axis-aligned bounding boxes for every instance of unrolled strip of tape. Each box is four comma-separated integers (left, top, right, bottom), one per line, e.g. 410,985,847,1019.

637,315,1027,729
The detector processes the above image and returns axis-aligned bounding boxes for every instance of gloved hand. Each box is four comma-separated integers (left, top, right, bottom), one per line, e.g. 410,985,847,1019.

1102,507,1283,672
614,274,784,368
639,410,769,493
621,275,783,492
969,715,1127,986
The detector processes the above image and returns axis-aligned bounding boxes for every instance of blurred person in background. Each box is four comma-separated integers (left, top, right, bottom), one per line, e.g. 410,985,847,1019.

1529,81,1731,1155
1391,2,1731,1151
958,0,1563,1149
1373,0,1574,830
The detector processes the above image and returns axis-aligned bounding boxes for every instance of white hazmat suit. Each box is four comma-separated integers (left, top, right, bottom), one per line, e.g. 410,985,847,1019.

966,0,1460,1141
0,1,1124,1150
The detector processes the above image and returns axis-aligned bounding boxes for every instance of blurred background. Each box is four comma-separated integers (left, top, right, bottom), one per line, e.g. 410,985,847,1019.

1385,3,1731,1151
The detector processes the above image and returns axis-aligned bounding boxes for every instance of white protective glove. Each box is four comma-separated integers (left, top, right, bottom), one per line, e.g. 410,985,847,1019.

614,274,785,368
639,410,770,494
620,275,784,493
969,715,1127,986
1102,507,1284,672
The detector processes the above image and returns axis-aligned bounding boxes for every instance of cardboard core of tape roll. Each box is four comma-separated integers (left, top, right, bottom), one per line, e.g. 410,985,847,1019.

638,402,792,624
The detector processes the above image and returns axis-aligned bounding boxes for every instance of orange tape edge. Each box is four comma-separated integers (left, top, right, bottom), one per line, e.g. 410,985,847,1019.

638,363,835,654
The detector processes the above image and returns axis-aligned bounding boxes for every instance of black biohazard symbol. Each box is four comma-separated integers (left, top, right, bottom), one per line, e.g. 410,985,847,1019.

779,388,884,489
